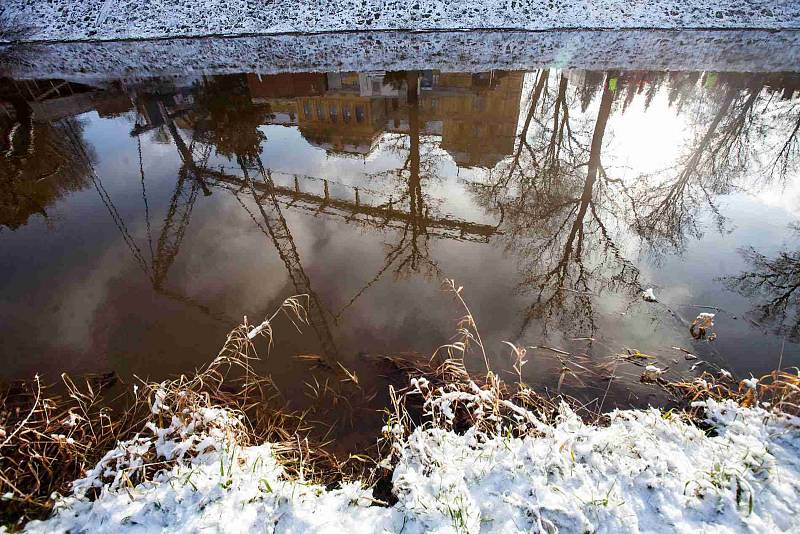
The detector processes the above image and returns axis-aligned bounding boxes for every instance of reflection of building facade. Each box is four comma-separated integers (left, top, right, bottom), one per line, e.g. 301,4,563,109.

244,70,524,167
423,72,523,168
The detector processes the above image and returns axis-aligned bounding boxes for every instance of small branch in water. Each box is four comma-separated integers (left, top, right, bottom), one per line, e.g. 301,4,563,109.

540,346,570,356
558,286,597,296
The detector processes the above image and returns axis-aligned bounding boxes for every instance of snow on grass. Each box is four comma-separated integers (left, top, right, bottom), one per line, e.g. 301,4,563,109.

23,387,800,533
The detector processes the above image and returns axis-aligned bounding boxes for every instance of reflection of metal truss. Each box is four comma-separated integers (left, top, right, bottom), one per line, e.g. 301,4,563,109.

203,167,501,243
232,163,339,360
78,103,231,322
85,96,501,355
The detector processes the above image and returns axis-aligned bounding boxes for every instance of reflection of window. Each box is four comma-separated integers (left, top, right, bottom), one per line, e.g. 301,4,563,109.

303,102,311,118
431,98,438,110
342,104,351,123
473,97,485,112
329,104,338,123
372,80,382,93
316,102,324,120
355,105,365,123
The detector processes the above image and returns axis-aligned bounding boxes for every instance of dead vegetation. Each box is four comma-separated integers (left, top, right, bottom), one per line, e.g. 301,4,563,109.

666,368,800,417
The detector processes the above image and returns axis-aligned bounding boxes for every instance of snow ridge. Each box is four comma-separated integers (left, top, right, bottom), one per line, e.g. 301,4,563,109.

24,390,800,533
1,0,800,43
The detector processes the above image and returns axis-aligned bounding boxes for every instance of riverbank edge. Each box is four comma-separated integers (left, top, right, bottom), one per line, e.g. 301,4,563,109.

3,30,800,82
2,0,800,43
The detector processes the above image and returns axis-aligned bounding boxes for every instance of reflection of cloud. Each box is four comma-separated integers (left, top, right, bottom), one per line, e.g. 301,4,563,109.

50,239,134,350
756,179,800,218
177,192,293,315
605,92,687,183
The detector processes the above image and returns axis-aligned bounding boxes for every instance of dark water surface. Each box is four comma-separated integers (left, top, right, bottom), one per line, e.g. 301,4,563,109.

2,61,800,436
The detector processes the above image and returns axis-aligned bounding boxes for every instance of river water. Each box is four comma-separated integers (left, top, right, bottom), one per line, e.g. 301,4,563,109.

2,60,799,442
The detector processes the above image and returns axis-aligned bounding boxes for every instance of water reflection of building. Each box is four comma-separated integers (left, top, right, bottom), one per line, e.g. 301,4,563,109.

296,72,389,157
424,72,523,168
244,70,524,167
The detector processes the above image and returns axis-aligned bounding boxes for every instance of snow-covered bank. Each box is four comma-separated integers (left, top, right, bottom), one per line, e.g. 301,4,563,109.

24,390,800,533
2,0,800,43
2,29,800,83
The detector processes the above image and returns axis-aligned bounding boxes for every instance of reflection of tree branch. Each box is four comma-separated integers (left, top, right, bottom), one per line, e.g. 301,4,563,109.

633,75,800,255
377,73,440,276
634,87,737,251
516,73,617,337
724,245,800,341
330,71,444,319
767,111,800,183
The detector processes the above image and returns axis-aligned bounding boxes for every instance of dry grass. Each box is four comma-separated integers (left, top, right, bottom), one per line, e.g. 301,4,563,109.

1,372,126,525
375,280,562,465
666,368,800,417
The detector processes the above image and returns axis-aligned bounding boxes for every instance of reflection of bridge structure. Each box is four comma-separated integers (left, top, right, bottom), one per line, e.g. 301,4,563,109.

199,166,501,243
85,86,502,364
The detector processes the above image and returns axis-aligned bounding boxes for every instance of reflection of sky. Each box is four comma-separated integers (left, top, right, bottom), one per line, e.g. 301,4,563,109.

1,73,799,394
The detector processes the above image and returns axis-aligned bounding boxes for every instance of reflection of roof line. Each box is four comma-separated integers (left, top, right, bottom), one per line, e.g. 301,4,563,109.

298,125,382,157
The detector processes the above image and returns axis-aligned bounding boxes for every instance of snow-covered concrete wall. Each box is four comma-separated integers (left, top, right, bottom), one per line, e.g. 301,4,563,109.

1,0,800,42
3,30,800,82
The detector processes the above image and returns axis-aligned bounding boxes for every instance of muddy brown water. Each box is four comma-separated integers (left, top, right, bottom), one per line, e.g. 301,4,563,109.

2,65,799,450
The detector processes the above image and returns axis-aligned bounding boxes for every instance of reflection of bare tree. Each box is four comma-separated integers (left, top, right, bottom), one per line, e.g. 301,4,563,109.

383,71,440,278
634,83,747,250
475,71,641,337
193,75,271,165
351,72,442,286
765,98,800,184
724,243,800,342
632,73,800,253
331,71,456,318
